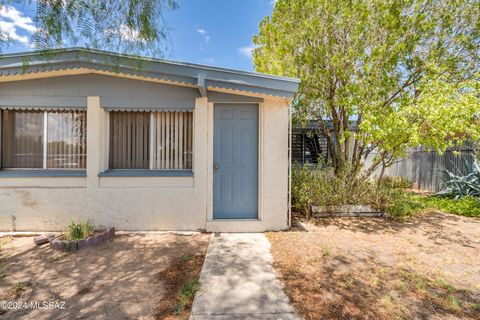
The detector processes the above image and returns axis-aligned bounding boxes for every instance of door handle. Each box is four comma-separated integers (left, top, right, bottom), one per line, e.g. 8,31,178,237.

213,164,219,170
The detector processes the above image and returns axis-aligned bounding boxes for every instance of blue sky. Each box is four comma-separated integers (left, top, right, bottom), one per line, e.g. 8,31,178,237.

0,0,276,71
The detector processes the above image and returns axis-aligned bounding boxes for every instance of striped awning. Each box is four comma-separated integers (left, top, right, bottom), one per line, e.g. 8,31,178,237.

102,107,193,112
0,105,85,111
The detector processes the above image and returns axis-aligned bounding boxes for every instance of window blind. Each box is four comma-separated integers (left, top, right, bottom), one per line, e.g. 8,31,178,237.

109,112,150,169
109,111,193,170
47,111,87,169
151,111,193,170
2,110,44,168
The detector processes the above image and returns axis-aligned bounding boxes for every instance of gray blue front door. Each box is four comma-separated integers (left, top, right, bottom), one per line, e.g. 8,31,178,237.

213,104,258,219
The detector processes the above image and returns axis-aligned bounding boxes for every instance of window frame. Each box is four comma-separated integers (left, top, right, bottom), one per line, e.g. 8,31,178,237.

107,111,194,172
0,109,87,171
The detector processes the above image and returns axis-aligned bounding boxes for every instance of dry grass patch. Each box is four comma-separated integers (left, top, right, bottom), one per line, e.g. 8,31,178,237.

268,212,480,320
0,233,209,320
154,253,205,319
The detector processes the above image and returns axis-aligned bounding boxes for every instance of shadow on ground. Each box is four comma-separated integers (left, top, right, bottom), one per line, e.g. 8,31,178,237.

0,233,209,320
268,212,480,320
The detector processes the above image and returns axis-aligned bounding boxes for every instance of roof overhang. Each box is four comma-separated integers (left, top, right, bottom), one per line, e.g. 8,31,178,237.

0,48,300,99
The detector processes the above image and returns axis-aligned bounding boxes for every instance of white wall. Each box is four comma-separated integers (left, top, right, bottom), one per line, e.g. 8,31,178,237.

0,79,290,232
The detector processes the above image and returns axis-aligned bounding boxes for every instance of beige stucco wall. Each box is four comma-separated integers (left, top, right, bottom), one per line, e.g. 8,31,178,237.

0,81,290,232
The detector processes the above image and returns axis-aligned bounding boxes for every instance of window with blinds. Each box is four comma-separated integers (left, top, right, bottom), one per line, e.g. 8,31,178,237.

1,110,87,169
47,111,87,169
109,111,193,170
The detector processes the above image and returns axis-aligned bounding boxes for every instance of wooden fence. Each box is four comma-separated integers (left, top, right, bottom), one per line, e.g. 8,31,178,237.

365,143,478,192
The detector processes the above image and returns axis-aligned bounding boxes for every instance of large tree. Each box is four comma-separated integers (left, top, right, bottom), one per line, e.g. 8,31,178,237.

253,0,480,178
0,0,178,57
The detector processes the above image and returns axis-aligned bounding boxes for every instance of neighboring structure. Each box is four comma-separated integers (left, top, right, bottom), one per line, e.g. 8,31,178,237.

0,48,299,232
292,126,329,166
292,122,477,192
291,120,357,166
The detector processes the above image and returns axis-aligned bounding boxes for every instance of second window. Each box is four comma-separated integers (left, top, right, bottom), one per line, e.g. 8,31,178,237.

109,111,193,170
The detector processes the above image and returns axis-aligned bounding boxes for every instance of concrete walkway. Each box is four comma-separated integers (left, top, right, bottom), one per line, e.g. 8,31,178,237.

190,233,300,320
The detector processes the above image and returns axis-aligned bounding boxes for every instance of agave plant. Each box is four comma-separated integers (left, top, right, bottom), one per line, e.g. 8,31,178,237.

437,154,480,198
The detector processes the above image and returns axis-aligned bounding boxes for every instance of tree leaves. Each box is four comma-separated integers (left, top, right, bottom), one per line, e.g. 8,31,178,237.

254,0,480,176
2,0,178,57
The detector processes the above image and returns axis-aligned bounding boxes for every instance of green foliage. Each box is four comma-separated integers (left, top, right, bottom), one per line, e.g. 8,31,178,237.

291,164,386,214
381,191,480,218
379,176,413,189
180,254,193,262
1,0,178,57
437,155,480,199
423,196,480,217
254,0,480,177
292,164,479,218
291,164,318,214
379,190,427,218
175,277,200,314
65,220,94,240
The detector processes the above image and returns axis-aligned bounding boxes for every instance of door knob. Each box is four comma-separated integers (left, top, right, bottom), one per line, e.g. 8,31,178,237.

213,164,219,170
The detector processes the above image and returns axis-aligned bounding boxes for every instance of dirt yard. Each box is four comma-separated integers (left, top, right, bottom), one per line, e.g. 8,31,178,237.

0,233,209,320
267,212,480,320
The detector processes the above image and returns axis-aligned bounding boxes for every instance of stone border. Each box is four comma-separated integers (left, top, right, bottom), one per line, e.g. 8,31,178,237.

49,227,115,252
311,205,383,217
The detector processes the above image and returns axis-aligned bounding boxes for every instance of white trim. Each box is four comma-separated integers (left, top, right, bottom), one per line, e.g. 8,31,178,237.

42,111,48,169
258,103,264,221
206,102,214,221
288,104,292,227
192,110,196,174
149,113,155,170
0,110,2,169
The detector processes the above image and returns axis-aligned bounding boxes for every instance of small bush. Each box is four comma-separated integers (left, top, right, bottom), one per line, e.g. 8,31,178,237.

291,164,480,218
66,221,94,240
379,176,413,189
377,189,427,218
291,164,383,215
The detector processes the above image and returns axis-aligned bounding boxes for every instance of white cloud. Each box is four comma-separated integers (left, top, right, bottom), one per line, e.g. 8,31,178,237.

0,6,36,44
103,24,144,43
239,46,255,59
118,24,141,42
196,27,210,44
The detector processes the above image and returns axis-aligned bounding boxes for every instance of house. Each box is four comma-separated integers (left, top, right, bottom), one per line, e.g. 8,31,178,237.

292,120,358,166
0,48,299,232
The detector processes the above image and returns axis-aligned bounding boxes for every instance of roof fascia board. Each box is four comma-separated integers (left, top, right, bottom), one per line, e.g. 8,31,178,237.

0,48,299,98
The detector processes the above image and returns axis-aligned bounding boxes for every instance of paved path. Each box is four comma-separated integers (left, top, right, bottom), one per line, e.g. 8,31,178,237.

190,233,300,320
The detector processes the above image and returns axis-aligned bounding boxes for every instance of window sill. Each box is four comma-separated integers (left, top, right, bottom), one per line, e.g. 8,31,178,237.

98,170,193,177
0,170,86,178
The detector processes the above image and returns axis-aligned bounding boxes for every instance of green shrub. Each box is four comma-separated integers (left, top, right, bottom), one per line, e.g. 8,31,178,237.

66,221,94,240
291,164,384,215
423,196,480,217
380,191,480,218
379,176,413,189
292,164,480,219
377,189,427,218
291,164,319,215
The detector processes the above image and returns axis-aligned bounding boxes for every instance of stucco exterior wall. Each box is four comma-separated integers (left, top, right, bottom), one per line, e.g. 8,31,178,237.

0,77,290,232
